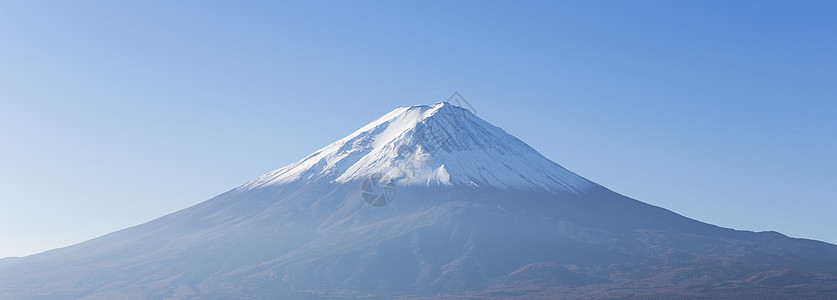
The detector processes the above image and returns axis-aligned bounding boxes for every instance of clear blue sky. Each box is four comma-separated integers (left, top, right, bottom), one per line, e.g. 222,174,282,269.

1,1,835,258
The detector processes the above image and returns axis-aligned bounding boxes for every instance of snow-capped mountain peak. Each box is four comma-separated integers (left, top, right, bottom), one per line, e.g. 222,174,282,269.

241,102,592,193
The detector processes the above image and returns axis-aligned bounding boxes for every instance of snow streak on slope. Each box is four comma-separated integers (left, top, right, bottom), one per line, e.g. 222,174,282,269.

241,102,593,194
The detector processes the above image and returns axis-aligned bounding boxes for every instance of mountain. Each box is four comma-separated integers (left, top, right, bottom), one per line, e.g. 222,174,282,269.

1,102,836,299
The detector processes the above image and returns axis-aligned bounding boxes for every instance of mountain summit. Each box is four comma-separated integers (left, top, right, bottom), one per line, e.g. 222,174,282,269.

1,102,836,299
243,102,591,193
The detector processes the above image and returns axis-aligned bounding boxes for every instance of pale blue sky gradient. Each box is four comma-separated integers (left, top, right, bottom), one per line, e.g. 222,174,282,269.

1,1,835,258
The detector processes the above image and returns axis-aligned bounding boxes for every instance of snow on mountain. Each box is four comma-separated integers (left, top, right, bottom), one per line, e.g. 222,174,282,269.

241,102,593,194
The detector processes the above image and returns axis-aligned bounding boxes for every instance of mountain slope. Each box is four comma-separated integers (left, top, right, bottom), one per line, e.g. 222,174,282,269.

1,102,836,299
242,102,592,193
